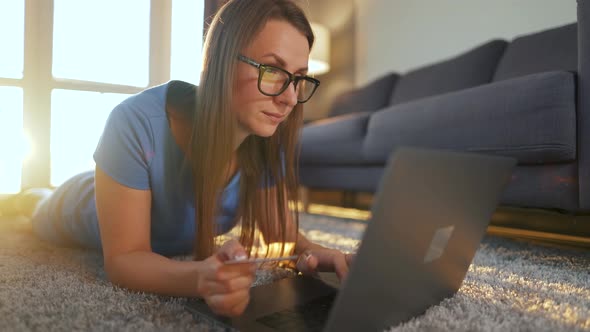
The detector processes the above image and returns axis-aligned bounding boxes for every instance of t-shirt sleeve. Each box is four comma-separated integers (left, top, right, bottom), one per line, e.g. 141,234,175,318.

93,102,153,190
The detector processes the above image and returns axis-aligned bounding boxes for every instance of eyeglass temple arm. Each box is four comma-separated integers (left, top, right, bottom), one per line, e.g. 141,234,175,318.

237,55,260,68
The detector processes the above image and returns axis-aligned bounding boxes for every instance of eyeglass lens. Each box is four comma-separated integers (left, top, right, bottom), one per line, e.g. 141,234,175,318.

259,67,315,102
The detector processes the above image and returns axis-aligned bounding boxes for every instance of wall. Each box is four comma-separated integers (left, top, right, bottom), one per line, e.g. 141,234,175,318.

354,0,577,85
301,0,356,121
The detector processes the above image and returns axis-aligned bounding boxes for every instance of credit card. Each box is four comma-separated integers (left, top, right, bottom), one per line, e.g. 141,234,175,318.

224,255,299,265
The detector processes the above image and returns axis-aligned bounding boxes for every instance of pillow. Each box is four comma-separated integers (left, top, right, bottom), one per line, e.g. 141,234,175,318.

390,40,507,105
493,23,577,81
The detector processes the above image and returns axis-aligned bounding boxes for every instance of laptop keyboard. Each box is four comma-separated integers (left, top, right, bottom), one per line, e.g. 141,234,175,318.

256,293,336,331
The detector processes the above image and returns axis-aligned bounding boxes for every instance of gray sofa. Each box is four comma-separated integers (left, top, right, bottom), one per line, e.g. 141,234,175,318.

299,0,590,218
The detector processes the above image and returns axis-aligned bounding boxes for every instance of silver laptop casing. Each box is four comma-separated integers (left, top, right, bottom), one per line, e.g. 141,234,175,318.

186,147,516,332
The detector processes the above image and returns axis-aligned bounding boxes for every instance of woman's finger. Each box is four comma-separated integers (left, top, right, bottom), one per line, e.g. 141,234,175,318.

345,253,356,266
296,251,318,275
207,288,251,317
210,274,255,295
228,292,252,316
212,263,256,281
217,239,248,262
334,254,350,281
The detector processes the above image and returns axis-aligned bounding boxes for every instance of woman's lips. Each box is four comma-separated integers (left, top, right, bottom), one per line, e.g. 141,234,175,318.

262,111,285,123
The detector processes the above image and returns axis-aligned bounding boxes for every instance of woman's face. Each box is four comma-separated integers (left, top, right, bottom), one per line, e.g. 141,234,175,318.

232,19,310,143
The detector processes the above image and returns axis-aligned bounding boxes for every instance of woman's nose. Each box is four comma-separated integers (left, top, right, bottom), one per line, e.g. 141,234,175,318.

277,82,298,107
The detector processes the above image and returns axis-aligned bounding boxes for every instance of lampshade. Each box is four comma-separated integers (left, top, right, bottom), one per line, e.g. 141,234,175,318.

309,23,331,75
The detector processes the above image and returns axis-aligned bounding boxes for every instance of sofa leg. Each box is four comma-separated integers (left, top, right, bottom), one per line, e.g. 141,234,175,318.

299,186,310,213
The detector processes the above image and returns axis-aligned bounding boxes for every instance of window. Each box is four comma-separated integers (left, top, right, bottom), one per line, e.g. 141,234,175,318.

0,1,204,193
171,0,205,85
53,0,150,86
0,1,25,79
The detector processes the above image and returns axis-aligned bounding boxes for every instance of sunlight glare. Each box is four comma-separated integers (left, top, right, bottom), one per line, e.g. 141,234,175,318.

0,87,24,194
171,0,205,85
52,0,149,86
50,90,131,186
0,0,25,78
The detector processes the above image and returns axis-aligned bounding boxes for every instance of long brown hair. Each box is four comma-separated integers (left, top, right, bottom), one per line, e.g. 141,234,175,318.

184,0,314,260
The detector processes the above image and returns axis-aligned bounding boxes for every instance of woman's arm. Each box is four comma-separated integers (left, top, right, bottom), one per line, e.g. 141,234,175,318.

95,166,256,316
95,166,202,296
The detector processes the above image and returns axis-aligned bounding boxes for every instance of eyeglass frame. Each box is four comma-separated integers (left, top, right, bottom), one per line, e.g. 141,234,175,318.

237,54,320,104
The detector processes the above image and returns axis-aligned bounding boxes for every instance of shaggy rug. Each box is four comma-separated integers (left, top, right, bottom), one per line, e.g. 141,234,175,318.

0,213,589,331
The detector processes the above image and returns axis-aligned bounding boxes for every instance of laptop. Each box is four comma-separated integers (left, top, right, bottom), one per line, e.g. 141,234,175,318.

185,147,516,331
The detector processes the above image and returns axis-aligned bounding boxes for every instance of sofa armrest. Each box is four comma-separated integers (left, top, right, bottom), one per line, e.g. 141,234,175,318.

300,112,373,166
328,73,399,117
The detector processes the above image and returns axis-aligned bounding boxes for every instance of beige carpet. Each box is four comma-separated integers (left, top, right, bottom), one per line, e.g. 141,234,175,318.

0,214,589,331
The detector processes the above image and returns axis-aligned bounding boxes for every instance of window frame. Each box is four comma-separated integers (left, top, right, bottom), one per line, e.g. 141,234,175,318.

0,0,177,190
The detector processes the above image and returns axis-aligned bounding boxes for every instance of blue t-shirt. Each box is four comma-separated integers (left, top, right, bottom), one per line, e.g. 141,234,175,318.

33,82,241,256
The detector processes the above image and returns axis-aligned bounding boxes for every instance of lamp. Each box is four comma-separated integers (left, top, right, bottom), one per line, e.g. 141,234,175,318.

309,23,331,75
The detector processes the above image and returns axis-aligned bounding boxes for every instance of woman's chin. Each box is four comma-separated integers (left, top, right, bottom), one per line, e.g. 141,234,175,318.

253,124,279,137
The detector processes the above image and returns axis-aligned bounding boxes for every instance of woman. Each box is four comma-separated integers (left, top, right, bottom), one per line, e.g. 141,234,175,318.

4,0,354,317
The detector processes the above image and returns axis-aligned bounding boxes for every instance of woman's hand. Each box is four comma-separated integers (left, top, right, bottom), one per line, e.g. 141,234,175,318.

296,248,355,282
195,239,257,317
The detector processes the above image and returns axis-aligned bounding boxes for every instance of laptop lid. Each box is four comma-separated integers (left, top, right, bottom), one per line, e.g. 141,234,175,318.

324,147,516,331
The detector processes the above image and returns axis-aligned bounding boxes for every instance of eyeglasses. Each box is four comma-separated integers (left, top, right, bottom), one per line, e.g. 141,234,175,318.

237,54,320,104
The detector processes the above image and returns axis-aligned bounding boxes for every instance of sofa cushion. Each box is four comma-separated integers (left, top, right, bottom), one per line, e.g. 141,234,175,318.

364,71,576,165
299,112,372,166
390,40,507,105
329,73,399,117
493,23,577,81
